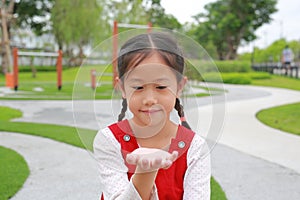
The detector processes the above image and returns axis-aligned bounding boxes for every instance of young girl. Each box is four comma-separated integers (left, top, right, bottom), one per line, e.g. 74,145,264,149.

93,32,211,200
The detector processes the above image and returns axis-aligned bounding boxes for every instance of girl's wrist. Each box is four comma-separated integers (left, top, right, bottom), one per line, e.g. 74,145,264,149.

132,170,158,199
135,165,159,174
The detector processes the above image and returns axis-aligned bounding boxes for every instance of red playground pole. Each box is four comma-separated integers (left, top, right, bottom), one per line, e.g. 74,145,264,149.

13,47,19,91
112,21,152,88
91,69,96,90
57,50,63,90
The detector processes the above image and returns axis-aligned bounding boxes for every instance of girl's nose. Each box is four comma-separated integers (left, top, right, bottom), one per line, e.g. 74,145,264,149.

142,89,158,106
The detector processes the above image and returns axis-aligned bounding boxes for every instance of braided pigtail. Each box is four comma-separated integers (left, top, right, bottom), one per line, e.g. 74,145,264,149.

118,98,127,121
175,98,191,129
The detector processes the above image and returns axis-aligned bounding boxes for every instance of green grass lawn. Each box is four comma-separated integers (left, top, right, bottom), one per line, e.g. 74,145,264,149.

251,74,300,137
0,106,97,151
0,146,29,200
0,66,114,100
0,106,227,200
252,75,300,91
256,102,300,136
211,177,227,200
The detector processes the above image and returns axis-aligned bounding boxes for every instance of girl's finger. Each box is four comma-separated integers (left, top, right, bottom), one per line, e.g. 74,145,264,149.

161,159,173,169
140,158,150,170
126,154,138,165
152,157,162,169
170,151,178,161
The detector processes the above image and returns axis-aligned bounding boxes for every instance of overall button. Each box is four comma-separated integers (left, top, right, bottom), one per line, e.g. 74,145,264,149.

178,141,185,148
123,135,131,142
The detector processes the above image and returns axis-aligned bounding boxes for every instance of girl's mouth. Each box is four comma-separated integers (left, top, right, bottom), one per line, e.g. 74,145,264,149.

140,109,161,114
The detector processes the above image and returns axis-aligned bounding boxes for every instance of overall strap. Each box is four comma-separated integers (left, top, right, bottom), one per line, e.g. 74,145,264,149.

169,125,195,156
101,121,195,200
109,120,139,174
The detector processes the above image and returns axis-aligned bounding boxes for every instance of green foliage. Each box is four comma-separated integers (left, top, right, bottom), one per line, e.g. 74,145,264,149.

51,0,104,48
100,0,148,25
199,72,271,84
99,0,181,30
239,39,300,63
203,73,252,84
247,72,271,80
188,0,277,60
14,0,54,35
0,146,29,200
18,66,64,72
145,0,182,30
185,60,252,81
214,61,252,72
222,73,252,84
253,39,286,62
257,102,300,136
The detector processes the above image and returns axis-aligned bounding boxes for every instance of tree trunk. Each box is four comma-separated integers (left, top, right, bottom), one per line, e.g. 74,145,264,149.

1,34,8,74
0,0,15,74
225,37,238,60
1,8,11,74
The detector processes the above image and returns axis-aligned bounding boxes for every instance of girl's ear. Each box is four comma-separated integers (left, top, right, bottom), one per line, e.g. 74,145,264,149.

116,77,126,98
176,76,188,98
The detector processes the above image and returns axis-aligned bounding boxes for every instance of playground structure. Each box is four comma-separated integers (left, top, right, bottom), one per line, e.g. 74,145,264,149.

91,21,152,90
5,48,63,91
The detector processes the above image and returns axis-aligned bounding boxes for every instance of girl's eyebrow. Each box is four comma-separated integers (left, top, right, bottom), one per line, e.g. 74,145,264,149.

155,78,171,82
127,78,143,83
127,77,171,83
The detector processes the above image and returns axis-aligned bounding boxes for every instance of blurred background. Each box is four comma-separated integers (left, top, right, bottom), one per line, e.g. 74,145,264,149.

1,1,300,200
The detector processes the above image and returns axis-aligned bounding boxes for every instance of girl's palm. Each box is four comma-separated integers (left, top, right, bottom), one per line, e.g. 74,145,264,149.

126,148,178,173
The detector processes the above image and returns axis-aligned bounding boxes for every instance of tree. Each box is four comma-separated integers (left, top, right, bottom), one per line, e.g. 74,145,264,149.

99,0,148,25
51,0,104,66
14,0,54,36
145,0,182,30
191,0,277,60
239,39,300,63
99,0,182,30
0,0,54,74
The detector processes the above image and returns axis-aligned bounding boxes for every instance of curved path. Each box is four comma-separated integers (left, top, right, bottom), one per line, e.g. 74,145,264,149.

0,132,100,200
1,84,300,200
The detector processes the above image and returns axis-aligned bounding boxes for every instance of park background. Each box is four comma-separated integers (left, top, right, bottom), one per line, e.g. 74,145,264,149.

0,0,300,200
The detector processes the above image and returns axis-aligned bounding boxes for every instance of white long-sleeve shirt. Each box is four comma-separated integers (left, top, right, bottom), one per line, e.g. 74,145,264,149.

93,126,211,200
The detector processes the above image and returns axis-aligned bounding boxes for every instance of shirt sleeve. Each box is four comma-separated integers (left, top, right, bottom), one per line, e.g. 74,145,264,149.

93,127,159,200
183,134,211,200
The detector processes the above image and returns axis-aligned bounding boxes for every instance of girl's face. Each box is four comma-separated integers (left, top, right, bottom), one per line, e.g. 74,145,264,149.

119,52,186,129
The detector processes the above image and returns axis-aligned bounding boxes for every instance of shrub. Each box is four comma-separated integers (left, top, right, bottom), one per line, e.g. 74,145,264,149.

18,66,67,72
202,72,252,84
185,60,252,81
214,61,252,73
248,72,271,80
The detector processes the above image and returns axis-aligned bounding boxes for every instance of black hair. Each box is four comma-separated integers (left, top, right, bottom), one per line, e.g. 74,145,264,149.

117,32,191,129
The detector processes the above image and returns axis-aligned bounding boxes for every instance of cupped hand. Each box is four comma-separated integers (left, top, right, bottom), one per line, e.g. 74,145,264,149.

126,148,178,173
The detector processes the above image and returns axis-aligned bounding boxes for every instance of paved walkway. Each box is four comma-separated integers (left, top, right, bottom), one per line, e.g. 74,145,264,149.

0,132,100,200
1,84,300,199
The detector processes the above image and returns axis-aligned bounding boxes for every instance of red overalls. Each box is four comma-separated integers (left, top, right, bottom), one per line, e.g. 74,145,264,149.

101,119,195,199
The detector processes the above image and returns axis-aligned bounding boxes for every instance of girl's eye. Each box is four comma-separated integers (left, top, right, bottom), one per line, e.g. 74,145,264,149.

132,86,144,90
156,86,167,90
